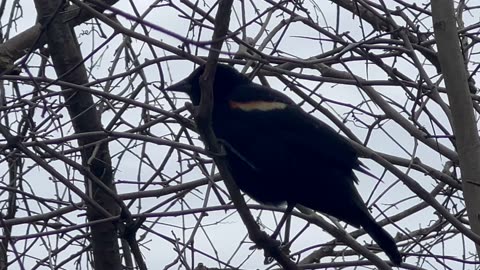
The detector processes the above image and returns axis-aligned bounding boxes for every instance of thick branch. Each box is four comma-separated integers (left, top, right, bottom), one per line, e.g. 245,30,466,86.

432,0,480,256
34,1,122,269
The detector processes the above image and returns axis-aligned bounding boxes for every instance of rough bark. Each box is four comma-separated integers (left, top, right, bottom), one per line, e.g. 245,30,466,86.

431,0,480,256
34,1,122,269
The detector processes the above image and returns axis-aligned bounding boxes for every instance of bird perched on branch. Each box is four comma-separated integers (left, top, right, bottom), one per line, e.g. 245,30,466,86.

167,63,401,266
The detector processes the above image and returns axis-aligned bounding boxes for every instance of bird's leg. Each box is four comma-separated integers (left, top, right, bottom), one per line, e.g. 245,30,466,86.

271,203,294,244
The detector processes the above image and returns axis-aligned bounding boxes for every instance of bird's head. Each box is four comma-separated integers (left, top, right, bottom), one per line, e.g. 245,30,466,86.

166,63,250,105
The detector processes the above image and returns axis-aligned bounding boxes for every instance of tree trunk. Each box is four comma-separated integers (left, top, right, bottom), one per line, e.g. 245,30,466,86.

34,1,122,269
432,0,480,256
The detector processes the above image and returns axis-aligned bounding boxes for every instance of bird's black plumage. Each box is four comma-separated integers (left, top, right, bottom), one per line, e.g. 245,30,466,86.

168,63,402,265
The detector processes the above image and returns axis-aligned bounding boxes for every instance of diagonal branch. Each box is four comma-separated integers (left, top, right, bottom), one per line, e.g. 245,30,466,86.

193,1,300,269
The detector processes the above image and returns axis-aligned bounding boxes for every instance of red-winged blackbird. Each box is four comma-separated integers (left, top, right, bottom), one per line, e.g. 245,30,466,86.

168,63,402,266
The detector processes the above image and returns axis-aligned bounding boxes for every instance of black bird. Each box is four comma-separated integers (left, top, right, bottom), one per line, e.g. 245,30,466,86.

167,63,402,266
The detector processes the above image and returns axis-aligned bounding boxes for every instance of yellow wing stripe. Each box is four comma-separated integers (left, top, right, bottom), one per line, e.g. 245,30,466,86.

229,101,288,111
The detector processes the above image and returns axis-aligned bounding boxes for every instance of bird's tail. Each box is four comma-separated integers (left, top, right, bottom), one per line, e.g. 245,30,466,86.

361,215,402,266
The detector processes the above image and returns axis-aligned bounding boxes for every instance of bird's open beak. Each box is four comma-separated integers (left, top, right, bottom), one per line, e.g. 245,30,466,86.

166,79,192,94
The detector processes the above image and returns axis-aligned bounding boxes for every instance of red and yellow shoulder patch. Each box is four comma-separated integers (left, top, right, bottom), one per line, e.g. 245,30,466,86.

229,101,288,111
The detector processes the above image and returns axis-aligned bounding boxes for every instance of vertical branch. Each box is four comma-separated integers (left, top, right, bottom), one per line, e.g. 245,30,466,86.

0,157,18,270
432,0,480,256
193,1,299,269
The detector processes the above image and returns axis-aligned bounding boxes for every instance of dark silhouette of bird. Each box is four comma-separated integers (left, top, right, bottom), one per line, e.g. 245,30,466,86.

167,63,402,266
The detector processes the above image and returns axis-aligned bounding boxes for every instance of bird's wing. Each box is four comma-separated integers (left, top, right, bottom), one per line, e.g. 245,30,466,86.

267,105,359,175
218,101,365,211
224,84,361,180
228,83,297,104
